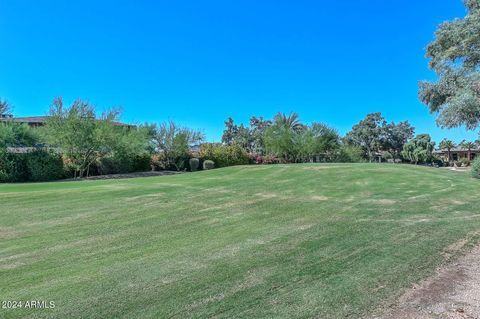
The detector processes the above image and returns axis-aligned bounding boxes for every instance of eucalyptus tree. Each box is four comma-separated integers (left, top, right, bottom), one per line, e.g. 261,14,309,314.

380,121,415,162
346,113,385,162
419,0,480,130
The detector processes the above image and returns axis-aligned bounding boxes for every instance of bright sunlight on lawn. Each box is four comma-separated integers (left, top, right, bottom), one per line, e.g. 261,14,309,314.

1,164,480,318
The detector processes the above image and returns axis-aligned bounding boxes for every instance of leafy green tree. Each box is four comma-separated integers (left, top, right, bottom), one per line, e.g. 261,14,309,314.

235,124,253,151
221,118,253,151
380,121,415,162
401,134,435,165
264,113,305,162
300,123,341,162
153,121,204,170
221,117,237,145
346,113,385,162
419,0,480,130
42,97,123,178
249,116,271,154
439,139,456,162
0,122,39,148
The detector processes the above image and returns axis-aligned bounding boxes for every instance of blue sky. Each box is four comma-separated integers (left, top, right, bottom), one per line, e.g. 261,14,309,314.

0,0,477,143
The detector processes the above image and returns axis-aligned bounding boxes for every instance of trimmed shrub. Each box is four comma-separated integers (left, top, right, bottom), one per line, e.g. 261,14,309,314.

189,158,200,171
26,150,64,182
199,143,249,168
203,160,215,170
0,151,27,182
0,149,64,182
96,153,152,175
472,157,480,179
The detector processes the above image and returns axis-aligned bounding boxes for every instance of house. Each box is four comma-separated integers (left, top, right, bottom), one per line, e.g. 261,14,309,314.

433,147,480,162
0,115,135,128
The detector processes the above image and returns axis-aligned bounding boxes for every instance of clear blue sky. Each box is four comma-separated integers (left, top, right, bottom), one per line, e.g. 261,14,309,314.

0,0,477,143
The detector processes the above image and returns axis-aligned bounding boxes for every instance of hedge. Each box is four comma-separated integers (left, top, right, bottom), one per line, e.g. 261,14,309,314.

0,149,64,182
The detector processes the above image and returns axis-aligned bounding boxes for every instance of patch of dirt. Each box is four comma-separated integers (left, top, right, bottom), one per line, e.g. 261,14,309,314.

374,244,480,319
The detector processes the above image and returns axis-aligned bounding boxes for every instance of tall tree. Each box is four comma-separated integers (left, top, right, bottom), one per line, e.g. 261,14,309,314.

401,134,435,165
249,116,272,154
460,140,477,160
419,0,480,130
380,121,415,162
264,113,305,162
308,123,341,161
42,97,122,178
273,112,305,132
221,117,237,145
235,124,253,151
346,113,385,162
221,117,253,151
439,139,456,162
153,121,204,170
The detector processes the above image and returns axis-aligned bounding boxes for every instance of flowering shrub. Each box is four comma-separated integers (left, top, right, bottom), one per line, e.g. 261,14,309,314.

251,154,280,165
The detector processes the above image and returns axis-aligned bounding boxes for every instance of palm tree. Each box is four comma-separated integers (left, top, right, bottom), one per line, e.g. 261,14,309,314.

460,140,477,160
273,112,304,132
439,139,455,163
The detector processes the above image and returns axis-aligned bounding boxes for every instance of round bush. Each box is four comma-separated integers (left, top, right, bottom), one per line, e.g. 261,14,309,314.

472,157,480,179
203,160,215,170
189,158,200,171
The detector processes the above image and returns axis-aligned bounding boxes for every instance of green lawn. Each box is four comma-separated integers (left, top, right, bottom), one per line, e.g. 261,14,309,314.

1,164,480,318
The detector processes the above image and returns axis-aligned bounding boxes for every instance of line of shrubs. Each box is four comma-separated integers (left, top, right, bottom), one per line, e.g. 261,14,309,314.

0,149,64,182
0,149,153,183
0,143,253,183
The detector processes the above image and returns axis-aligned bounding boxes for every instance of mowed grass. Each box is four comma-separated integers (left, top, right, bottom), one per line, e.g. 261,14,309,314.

1,164,480,318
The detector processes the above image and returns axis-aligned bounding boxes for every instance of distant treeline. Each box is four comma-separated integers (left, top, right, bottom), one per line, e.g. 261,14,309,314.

1,97,479,182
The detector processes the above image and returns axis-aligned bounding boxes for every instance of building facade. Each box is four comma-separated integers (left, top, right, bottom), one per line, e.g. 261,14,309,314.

433,147,480,162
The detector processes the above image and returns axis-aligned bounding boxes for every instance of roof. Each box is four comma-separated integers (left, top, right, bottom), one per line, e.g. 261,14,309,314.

0,116,135,127
434,148,480,153
0,116,49,124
